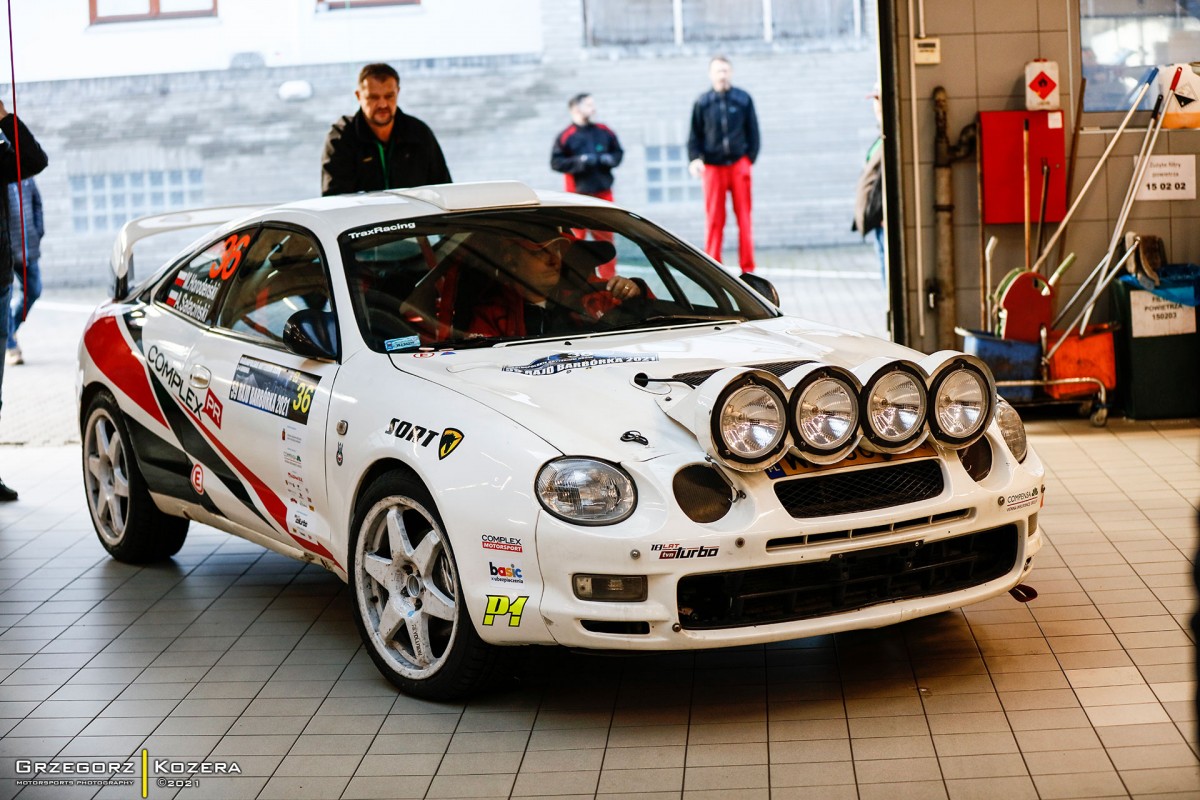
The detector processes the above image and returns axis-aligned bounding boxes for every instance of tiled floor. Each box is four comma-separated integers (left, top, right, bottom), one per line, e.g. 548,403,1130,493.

0,258,1197,799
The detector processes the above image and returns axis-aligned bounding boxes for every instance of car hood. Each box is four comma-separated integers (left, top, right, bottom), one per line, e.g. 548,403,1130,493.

388,317,922,463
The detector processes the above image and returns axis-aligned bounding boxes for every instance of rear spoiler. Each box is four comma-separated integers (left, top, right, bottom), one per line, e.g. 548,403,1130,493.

110,204,277,299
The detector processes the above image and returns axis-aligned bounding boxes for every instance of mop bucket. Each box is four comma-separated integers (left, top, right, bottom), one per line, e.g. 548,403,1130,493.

1044,323,1117,399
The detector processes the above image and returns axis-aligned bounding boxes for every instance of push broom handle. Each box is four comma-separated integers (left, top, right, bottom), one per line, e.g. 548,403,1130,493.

1030,70,1157,275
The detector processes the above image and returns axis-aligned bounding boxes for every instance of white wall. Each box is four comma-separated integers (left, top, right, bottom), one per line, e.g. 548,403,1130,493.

0,0,542,82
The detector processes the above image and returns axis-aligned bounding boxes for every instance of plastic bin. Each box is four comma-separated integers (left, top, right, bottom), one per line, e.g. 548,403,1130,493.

1112,270,1200,419
1044,324,1117,399
959,329,1040,402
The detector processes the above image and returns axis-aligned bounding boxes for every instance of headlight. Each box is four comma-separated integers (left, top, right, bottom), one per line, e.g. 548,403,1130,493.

536,458,636,525
711,373,788,469
928,357,995,448
861,363,927,452
995,398,1028,462
787,366,861,464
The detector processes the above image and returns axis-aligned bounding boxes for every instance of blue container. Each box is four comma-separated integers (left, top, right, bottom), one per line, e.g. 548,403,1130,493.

959,329,1040,403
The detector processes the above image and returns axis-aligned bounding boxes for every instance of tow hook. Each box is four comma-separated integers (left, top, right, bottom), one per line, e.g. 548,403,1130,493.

1009,584,1038,603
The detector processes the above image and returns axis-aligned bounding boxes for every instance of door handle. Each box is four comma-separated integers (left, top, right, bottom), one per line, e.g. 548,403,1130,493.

189,366,211,389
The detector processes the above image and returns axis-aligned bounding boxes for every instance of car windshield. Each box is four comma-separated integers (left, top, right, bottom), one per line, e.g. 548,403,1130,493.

337,207,777,353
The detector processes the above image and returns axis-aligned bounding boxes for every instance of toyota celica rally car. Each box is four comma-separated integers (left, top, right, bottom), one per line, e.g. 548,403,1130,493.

77,181,1044,699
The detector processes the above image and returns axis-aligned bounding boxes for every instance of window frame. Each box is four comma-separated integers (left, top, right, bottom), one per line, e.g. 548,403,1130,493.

315,0,420,11
90,0,218,25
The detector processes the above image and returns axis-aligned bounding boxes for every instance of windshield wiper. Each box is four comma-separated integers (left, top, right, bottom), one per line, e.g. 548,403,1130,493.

638,314,744,326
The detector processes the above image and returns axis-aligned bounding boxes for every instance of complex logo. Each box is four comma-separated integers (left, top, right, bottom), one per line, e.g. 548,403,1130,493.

502,351,659,376
481,535,522,553
482,595,528,627
202,389,223,428
650,543,718,559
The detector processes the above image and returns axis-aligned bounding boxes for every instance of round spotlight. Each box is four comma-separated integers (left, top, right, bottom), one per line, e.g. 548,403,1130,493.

715,381,787,463
788,367,861,464
861,363,927,452
929,360,995,448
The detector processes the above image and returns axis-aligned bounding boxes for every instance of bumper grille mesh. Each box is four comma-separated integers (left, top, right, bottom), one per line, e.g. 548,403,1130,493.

774,459,944,518
677,525,1019,630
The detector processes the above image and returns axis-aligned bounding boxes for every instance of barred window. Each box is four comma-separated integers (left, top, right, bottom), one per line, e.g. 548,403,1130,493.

90,0,217,24
316,0,420,10
584,0,864,47
70,169,204,234
646,145,701,204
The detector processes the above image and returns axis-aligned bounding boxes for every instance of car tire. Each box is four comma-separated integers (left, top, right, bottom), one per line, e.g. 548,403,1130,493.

350,472,498,700
82,391,188,562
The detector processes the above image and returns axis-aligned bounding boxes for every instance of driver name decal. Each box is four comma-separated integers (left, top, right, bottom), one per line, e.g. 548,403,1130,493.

502,352,659,376
229,356,320,424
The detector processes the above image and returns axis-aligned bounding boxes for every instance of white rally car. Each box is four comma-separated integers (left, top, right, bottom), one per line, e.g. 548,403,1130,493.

78,182,1043,699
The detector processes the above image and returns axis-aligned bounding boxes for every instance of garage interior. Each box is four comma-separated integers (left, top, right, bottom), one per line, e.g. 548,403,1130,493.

0,0,1198,798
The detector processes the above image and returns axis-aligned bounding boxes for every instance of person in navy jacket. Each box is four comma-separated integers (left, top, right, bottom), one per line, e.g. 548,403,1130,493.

551,94,623,278
688,56,760,273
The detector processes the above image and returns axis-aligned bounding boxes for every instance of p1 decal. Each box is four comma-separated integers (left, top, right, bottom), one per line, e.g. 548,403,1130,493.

202,389,223,428
191,464,205,495
482,595,528,627
438,428,464,460
229,356,320,424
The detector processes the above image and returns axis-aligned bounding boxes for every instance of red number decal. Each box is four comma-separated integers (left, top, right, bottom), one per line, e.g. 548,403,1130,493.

209,234,250,280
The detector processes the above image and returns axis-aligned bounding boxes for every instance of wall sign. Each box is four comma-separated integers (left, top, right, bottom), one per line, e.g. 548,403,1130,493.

1129,290,1196,338
1134,155,1196,201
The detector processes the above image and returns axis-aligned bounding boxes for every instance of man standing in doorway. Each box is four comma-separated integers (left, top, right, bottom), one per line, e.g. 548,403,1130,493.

551,93,623,278
321,63,451,196
688,56,760,273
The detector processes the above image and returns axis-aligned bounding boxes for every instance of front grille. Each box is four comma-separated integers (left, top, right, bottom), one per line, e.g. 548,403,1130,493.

677,525,1019,629
774,459,944,518
672,360,813,387
767,508,973,549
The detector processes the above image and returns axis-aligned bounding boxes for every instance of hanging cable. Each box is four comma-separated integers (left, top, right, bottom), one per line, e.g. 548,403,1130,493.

5,0,29,329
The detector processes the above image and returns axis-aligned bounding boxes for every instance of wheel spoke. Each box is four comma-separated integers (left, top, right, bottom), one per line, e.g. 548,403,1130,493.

385,508,416,560
96,488,112,524
363,552,394,587
410,528,441,575
405,612,433,667
95,421,112,460
421,584,456,622
87,454,103,480
377,597,406,643
107,430,123,470
112,469,130,499
107,496,124,532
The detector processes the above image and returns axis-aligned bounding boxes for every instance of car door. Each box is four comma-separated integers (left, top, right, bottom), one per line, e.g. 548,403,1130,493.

181,224,342,569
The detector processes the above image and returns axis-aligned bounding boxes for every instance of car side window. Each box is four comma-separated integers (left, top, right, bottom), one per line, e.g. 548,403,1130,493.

212,227,334,348
156,235,248,325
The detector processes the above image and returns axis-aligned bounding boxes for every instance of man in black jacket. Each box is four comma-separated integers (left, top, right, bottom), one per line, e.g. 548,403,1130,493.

0,100,48,501
551,93,623,278
687,56,760,273
321,63,451,196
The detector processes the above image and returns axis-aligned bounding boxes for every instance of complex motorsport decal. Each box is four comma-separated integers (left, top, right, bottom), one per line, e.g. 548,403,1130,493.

502,352,660,376
482,595,528,627
229,356,319,424
650,543,719,559
385,420,464,460
482,535,522,553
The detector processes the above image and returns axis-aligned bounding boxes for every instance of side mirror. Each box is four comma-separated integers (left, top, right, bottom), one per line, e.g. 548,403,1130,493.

283,309,339,361
739,272,780,306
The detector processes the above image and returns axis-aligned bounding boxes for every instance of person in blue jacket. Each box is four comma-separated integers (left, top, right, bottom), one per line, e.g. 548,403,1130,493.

6,177,43,366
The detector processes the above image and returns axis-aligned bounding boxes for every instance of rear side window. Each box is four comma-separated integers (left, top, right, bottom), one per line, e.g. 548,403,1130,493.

156,232,253,325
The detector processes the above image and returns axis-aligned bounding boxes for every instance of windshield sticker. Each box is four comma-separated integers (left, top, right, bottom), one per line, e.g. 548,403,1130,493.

502,352,660,376
385,335,421,352
165,270,222,323
229,356,320,424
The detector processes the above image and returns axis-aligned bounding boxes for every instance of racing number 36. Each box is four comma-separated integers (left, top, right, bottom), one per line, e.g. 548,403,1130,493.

210,234,251,281
293,382,314,415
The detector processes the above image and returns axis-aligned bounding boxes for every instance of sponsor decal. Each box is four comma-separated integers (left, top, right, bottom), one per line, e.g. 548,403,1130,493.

489,562,524,584
385,335,421,352
650,543,718,559
482,595,528,627
202,389,223,428
146,344,204,417
346,221,417,239
336,443,344,466
482,534,522,553
411,351,456,358
191,464,205,495
438,428,464,460
288,507,316,542
999,487,1040,513
229,356,320,424
502,351,660,376
281,424,314,511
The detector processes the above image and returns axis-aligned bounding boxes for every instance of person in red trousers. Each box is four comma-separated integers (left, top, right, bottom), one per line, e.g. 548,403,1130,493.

687,56,760,273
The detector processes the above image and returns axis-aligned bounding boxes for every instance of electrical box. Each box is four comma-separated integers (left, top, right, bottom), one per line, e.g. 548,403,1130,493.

979,110,1067,225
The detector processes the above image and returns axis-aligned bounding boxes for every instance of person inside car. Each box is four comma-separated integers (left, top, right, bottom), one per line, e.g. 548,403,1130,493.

465,232,643,338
